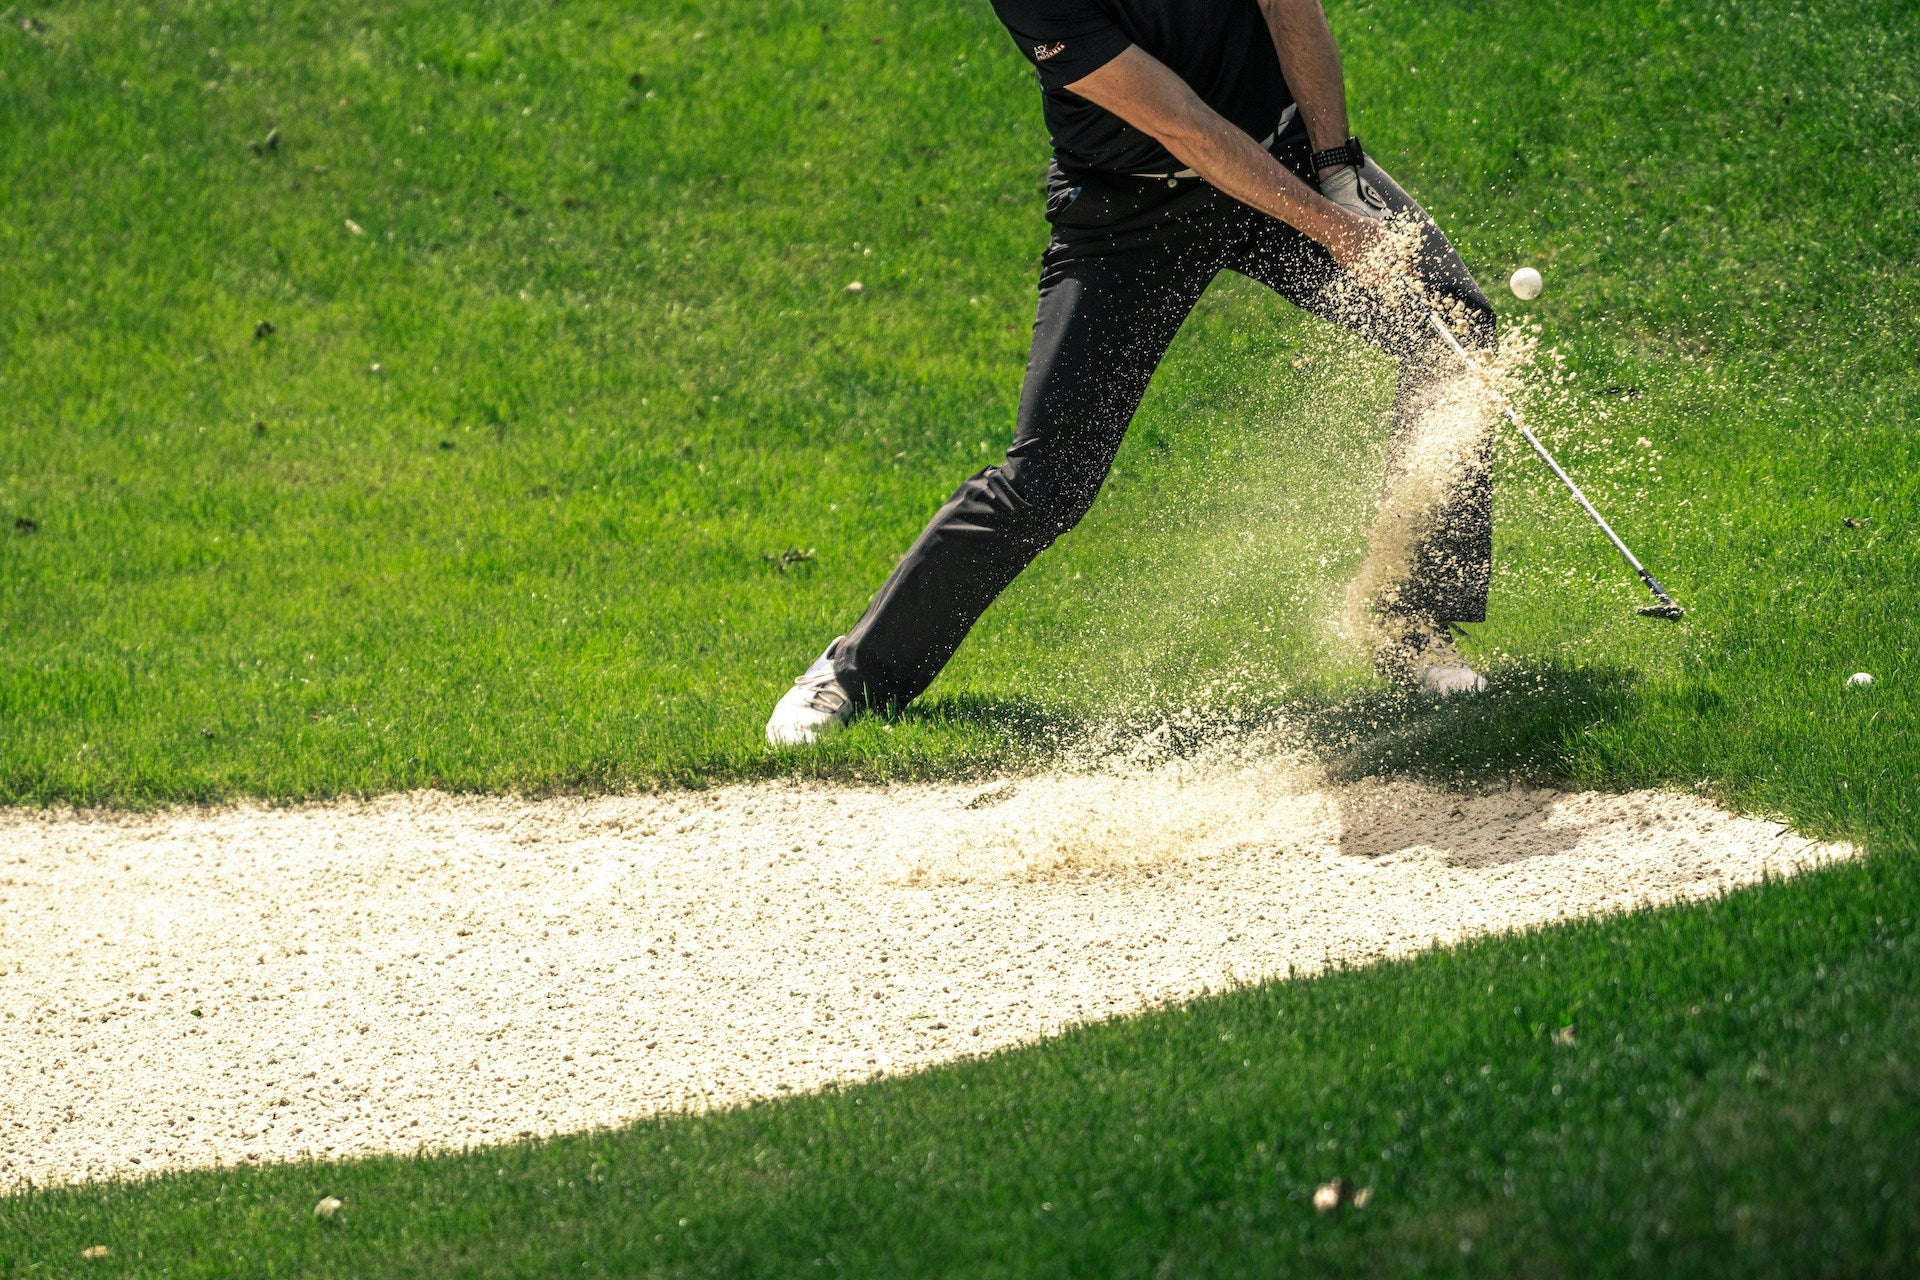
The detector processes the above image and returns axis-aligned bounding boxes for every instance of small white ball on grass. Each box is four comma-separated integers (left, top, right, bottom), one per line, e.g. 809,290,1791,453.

313,1195,343,1221
1847,672,1874,687
1509,266,1543,300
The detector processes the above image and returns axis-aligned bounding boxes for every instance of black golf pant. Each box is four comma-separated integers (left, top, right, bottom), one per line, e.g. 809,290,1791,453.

835,128,1496,711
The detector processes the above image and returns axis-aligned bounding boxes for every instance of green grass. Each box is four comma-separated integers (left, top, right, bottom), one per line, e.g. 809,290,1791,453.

3,0,1919,1273
1,0,1913,835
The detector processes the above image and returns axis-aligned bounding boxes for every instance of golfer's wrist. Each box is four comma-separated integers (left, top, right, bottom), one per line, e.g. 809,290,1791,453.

1307,207,1359,255
1317,201,1366,237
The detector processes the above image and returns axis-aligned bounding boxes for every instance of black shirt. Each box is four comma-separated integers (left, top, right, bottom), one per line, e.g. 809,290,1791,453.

989,0,1292,175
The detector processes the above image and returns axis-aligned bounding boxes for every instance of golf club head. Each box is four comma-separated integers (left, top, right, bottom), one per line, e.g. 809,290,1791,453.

1637,602,1686,621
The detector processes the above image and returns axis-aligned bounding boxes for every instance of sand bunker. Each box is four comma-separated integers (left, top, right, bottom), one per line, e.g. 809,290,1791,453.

0,748,1852,1190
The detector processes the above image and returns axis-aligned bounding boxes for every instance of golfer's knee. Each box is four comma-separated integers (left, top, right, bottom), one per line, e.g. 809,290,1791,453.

992,454,1101,541
1399,292,1494,377
1459,290,1496,351
1428,287,1494,351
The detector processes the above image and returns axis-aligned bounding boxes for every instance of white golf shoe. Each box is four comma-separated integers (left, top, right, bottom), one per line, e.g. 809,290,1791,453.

765,638,855,747
1374,618,1488,697
1408,628,1487,697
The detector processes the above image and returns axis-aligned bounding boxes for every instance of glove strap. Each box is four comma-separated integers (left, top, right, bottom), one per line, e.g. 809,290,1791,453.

1311,135,1365,174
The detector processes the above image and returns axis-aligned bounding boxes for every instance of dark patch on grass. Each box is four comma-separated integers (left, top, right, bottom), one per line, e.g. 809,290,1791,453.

761,547,816,574
897,665,1635,795
892,690,1083,755
1296,662,1637,786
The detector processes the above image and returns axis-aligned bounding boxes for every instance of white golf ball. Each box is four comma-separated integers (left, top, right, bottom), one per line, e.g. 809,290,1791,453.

1509,266,1543,300
1847,672,1874,687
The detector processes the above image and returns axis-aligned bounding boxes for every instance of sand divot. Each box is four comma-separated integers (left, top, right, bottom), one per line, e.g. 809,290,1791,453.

0,749,1853,1190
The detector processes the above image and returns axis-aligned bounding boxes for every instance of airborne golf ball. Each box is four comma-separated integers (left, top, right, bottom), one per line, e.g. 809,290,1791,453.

1848,672,1874,687
1509,266,1543,300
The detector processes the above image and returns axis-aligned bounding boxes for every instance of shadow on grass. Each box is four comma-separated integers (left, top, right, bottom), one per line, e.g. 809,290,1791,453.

902,661,1638,791
890,691,1084,753
762,692,1087,785
1293,660,1637,786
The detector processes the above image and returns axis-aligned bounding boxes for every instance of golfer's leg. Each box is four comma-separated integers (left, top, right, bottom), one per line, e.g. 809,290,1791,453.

1232,163,1496,623
1356,162,1496,623
834,242,1213,711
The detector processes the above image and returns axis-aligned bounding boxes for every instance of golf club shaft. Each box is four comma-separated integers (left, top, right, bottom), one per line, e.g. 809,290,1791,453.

1415,301,1683,613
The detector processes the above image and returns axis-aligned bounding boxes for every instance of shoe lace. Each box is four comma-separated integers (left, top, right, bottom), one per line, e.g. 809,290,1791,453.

794,667,849,714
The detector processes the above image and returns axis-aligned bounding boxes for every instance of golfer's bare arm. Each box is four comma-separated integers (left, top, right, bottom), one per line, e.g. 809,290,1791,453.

1064,45,1377,268
1257,0,1350,163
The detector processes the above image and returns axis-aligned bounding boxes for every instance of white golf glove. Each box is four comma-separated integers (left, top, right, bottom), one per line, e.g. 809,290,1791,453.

1319,165,1387,219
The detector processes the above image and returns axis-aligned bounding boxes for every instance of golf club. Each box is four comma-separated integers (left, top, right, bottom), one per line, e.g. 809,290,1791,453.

1398,280,1686,620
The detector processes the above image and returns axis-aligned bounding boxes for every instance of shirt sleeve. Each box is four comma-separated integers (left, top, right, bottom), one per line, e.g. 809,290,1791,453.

989,0,1133,90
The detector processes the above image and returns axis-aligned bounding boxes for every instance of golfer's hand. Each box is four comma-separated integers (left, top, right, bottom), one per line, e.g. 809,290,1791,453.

1322,208,1396,291
1318,165,1387,219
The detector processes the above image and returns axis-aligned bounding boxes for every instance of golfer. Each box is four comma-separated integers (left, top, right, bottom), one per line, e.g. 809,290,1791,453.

769,0,1496,747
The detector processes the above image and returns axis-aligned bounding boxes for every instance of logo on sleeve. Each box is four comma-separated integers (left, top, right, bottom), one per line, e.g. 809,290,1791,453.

1033,41,1067,61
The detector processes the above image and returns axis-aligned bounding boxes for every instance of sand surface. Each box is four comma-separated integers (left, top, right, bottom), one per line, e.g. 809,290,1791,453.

0,746,1853,1190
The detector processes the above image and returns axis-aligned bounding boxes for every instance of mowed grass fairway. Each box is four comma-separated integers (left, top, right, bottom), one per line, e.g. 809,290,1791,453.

2,0,1914,821
2,0,1918,1274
